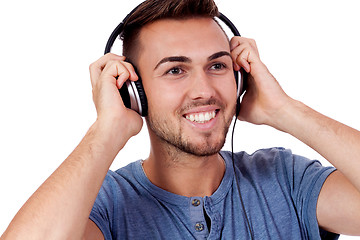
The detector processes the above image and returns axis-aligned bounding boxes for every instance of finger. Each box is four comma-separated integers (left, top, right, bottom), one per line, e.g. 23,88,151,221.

230,36,252,51
121,61,139,82
99,60,141,90
92,53,126,71
230,37,260,60
231,37,261,73
230,36,258,52
89,53,126,86
231,45,251,73
236,49,251,73
100,60,131,89
114,62,139,89
230,36,241,51
230,38,248,62
233,62,241,71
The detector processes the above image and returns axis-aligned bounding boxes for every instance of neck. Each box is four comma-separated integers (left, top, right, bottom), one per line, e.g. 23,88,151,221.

143,143,226,197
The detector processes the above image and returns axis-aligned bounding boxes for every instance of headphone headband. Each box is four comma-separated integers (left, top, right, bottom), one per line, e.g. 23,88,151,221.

104,4,142,54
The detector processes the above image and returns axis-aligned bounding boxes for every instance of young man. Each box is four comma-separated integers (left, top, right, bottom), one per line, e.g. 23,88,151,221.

2,0,360,239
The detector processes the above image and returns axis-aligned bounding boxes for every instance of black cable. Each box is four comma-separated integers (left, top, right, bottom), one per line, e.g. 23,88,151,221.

231,116,254,239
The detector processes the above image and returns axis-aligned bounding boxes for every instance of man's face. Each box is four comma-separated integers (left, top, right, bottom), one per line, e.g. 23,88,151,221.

137,17,237,156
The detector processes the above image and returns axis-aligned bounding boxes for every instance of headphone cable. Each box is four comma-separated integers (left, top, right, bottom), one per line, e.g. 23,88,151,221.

231,116,254,240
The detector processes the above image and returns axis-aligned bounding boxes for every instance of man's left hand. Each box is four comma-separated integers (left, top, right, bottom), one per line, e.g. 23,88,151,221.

230,36,292,129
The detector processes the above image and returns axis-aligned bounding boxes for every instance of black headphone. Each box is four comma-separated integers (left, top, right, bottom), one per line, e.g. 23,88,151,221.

104,3,247,117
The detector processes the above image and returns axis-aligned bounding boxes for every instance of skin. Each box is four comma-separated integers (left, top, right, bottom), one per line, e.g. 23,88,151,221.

2,17,360,240
138,18,236,197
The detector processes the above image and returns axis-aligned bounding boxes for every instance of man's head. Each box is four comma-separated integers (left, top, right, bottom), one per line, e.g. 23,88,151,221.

121,0,237,157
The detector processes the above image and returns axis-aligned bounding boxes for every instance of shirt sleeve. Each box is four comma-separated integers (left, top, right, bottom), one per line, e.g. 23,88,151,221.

280,149,339,239
89,171,116,240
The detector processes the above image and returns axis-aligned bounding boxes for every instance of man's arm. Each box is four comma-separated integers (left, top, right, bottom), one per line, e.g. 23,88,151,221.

1,53,142,239
231,37,360,235
277,100,360,234
83,220,105,240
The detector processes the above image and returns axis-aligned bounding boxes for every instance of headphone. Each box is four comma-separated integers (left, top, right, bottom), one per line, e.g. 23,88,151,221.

104,3,247,117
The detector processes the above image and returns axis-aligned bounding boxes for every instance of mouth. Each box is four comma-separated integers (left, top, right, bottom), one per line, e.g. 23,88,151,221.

183,109,219,124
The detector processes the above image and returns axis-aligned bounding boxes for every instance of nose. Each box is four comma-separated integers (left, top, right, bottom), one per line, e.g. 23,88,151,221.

187,70,216,100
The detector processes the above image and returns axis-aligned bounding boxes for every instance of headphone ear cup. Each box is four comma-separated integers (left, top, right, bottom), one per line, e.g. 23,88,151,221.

118,78,148,117
234,69,247,117
234,70,241,117
134,79,148,116
240,68,248,96
119,82,132,109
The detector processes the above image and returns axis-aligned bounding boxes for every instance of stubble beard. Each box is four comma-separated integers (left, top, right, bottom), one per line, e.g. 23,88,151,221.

146,101,235,157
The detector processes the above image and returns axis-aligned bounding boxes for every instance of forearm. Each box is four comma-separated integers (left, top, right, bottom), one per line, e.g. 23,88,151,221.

275,99,360,190
2,120,124,239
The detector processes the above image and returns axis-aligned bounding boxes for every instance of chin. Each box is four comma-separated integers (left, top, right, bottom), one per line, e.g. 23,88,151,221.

174,135,227,157
182,145,223,157
146,108,232,157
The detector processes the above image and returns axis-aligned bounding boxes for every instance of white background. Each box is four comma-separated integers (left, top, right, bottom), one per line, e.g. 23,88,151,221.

0,0,359,238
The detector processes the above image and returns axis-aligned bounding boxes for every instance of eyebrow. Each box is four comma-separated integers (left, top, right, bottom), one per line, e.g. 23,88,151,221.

154,51,232,70
208,51,232,61
154,56,191,70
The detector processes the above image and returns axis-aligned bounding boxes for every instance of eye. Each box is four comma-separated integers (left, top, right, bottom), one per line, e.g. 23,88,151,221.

166,67,184,75
210,63,227,71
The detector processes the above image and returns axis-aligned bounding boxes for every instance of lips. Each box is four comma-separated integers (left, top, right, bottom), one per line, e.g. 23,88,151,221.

184,110,218,123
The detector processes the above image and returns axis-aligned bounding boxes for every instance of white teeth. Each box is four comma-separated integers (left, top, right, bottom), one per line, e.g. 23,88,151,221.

185,111,216,123
189,115,195,122
199,114,204,122
205,112,209,121
195,115,199,122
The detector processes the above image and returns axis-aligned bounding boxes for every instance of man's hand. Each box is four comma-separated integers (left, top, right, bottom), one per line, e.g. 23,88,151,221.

89,53,143,149
230,37,292,129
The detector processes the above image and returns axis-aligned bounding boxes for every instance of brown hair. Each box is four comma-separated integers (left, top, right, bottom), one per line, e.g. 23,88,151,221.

121,0,220,65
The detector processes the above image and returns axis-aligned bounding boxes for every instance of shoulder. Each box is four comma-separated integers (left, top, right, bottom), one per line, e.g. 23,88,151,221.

102,161,137,185
95,161,144,202
221,147,334,183
221,147,295,171
90,160,146,218
222,147,325,169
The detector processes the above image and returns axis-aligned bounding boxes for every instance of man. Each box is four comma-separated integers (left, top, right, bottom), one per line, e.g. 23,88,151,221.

2,0,360,239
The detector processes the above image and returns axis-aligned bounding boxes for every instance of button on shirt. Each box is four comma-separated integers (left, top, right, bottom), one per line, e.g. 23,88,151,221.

190,197,207,237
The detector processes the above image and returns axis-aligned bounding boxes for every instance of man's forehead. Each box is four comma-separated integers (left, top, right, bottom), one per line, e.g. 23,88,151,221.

138,17,230,66
140,17,228,42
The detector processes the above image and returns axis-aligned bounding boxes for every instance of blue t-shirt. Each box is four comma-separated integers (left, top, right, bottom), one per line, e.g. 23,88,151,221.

90,148,338,239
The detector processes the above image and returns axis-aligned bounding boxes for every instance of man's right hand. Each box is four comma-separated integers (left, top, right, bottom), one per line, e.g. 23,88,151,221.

89,53,143,150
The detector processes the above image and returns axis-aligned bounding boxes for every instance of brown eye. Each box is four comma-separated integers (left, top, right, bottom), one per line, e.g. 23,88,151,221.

167,67,183,75
210,63,226,70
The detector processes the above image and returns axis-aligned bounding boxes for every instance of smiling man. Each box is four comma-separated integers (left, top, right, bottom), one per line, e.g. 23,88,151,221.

2,0,360,239
143,18,236,158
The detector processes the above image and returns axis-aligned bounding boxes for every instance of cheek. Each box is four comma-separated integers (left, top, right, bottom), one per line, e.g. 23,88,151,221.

145,83,183,116
219,77,238,106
